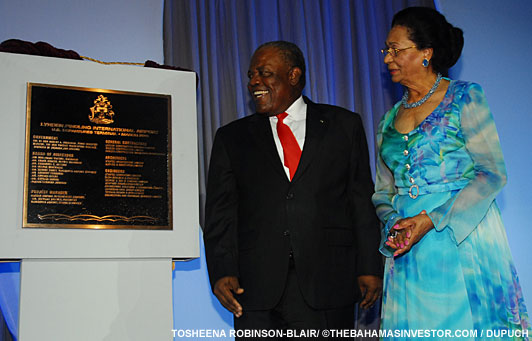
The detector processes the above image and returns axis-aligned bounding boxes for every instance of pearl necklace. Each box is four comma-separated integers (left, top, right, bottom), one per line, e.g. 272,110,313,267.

402,73,442,109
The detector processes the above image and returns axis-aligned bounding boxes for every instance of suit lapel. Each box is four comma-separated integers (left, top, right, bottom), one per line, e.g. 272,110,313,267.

248,113,288,180
292,98,328,182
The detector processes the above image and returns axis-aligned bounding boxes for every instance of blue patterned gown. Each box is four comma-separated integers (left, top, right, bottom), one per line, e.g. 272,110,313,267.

373,80,530,339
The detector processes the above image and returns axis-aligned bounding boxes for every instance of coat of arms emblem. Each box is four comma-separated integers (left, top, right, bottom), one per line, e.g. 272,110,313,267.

89,94,115,124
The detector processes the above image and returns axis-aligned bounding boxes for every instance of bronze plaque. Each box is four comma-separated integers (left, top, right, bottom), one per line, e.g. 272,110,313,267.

23,83,172,229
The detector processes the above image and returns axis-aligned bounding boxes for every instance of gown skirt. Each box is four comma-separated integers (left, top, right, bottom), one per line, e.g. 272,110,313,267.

381,191,530,339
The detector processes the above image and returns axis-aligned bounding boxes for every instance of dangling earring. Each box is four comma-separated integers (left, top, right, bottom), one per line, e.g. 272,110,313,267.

422,58,429,68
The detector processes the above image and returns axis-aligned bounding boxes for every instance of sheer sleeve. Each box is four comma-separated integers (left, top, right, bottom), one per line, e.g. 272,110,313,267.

372,114,403,257
427,83,507,244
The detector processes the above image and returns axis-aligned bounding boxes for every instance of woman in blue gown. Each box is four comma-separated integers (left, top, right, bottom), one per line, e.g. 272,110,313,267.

373,7,530,339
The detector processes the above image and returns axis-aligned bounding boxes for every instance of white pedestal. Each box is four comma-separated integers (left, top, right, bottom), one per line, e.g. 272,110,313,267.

0,52,199,340
19,259,173,341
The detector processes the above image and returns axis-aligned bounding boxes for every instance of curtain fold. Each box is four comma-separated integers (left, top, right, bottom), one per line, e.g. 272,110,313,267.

163,0,435,227
0,262,20,340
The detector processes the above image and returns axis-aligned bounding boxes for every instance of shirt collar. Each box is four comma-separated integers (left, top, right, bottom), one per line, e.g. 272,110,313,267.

284,96,306,121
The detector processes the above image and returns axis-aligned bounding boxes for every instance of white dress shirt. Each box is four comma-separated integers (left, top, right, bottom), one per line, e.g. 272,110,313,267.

269,96,307,179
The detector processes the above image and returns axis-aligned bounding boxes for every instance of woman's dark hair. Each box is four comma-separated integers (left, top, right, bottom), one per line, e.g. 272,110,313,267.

256,40,306,90
392,7,464,76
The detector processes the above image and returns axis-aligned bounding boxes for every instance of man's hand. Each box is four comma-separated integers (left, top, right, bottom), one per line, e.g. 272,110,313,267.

357,275,382,309
213,276,244,317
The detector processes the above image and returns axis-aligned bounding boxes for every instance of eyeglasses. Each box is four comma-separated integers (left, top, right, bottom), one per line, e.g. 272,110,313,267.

381,45,417,57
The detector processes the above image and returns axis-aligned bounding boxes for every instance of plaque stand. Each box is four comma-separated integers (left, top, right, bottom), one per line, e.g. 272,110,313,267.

0,52,199,341
19,259,173,341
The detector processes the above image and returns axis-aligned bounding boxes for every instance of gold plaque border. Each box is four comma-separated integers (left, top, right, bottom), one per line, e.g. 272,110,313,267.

23,83,173,230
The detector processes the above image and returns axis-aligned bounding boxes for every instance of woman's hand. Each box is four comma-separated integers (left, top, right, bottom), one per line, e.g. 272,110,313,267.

387,210,434,257
385,226,411,251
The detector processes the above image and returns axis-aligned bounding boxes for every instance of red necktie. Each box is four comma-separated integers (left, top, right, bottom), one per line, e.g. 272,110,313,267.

276,112,301,181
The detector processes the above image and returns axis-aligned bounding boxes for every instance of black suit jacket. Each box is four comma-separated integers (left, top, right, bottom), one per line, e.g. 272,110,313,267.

204,97,382,311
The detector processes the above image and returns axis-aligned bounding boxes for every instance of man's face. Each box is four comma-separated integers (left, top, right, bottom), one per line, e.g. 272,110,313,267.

247,47,300,116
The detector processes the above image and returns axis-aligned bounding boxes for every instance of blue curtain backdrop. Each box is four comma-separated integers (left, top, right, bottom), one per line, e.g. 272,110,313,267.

163,0,434,224
164,0,434,336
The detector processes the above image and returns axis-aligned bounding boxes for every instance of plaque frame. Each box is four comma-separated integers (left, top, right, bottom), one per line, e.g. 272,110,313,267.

23,83,173,230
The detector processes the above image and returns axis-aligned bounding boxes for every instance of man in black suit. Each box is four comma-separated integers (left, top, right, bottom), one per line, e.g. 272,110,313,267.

204,41,382,334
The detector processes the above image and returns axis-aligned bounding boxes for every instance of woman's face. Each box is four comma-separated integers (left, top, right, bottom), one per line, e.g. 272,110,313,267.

384,25,427,86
